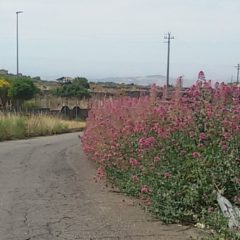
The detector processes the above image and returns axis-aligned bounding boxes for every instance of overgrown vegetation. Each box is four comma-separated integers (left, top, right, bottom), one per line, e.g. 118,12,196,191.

52,77,90,99
82,81,240,239
0,76,39,110
0,79,10,108
0,114,85,141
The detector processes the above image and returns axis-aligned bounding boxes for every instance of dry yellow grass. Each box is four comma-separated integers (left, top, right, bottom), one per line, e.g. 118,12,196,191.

0,114,85,141
59,119,86,129
26,115,86,136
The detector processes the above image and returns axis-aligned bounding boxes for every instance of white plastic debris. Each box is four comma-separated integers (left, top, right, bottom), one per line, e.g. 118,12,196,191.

195,223,205,229
217,193,240,229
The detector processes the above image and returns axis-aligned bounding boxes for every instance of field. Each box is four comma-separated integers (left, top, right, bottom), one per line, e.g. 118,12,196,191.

0,114,85,141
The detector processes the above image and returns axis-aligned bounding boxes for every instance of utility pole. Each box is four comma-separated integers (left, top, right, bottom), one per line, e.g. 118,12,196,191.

235,64,240,84
164,32,174,87
16,11,23,76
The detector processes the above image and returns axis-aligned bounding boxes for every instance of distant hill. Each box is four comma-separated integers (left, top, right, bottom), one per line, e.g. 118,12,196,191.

90,75,174,86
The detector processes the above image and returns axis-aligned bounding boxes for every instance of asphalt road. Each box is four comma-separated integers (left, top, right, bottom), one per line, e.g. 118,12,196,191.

0,133,199,240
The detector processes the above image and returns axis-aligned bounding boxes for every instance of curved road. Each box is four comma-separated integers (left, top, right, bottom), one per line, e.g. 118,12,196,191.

0,133,199,240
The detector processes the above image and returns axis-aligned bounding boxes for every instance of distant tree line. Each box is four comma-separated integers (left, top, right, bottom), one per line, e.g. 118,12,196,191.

0,75,91,111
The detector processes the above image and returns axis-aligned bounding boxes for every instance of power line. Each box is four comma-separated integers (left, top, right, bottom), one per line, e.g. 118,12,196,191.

164,32,174,87
235,64,240,84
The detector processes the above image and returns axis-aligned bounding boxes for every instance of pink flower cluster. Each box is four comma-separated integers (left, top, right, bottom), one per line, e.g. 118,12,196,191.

141,185,150,194
129,158,139,167
164,172,172,179
138,137,156,149
192,152,201,158
82,78,240,198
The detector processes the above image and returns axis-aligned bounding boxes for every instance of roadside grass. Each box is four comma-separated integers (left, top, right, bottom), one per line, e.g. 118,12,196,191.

0,114,85,141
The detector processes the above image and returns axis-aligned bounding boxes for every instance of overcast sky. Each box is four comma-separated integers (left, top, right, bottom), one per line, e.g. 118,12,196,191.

0,0,240,85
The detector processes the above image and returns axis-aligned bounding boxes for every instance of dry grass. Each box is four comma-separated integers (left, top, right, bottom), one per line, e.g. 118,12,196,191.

58,119,86,129
0,113,85,141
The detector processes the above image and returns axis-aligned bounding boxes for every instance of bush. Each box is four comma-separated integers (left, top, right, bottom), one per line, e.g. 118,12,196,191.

8,77,39,101
82,81,240,238
52,77,90,99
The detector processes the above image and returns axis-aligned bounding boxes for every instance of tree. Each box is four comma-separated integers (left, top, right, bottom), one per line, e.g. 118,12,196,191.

32,76,41,81
0,78,10,109
53,77,90,99
8,77,39,110
72,77,90,89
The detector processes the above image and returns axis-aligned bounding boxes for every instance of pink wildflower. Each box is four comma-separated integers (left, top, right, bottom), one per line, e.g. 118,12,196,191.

199,132,207,141
154,156,161,163
133,122,145,133
221,144,228,151
141,185,150,194
164,172,172,179
131,175,139,182
223,132,231,140
96,167,105,179
138,137,156,149
192,152,201,158
129,158,139,167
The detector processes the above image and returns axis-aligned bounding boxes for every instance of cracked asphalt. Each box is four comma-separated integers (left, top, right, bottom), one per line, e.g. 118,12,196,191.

0,132,200,240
